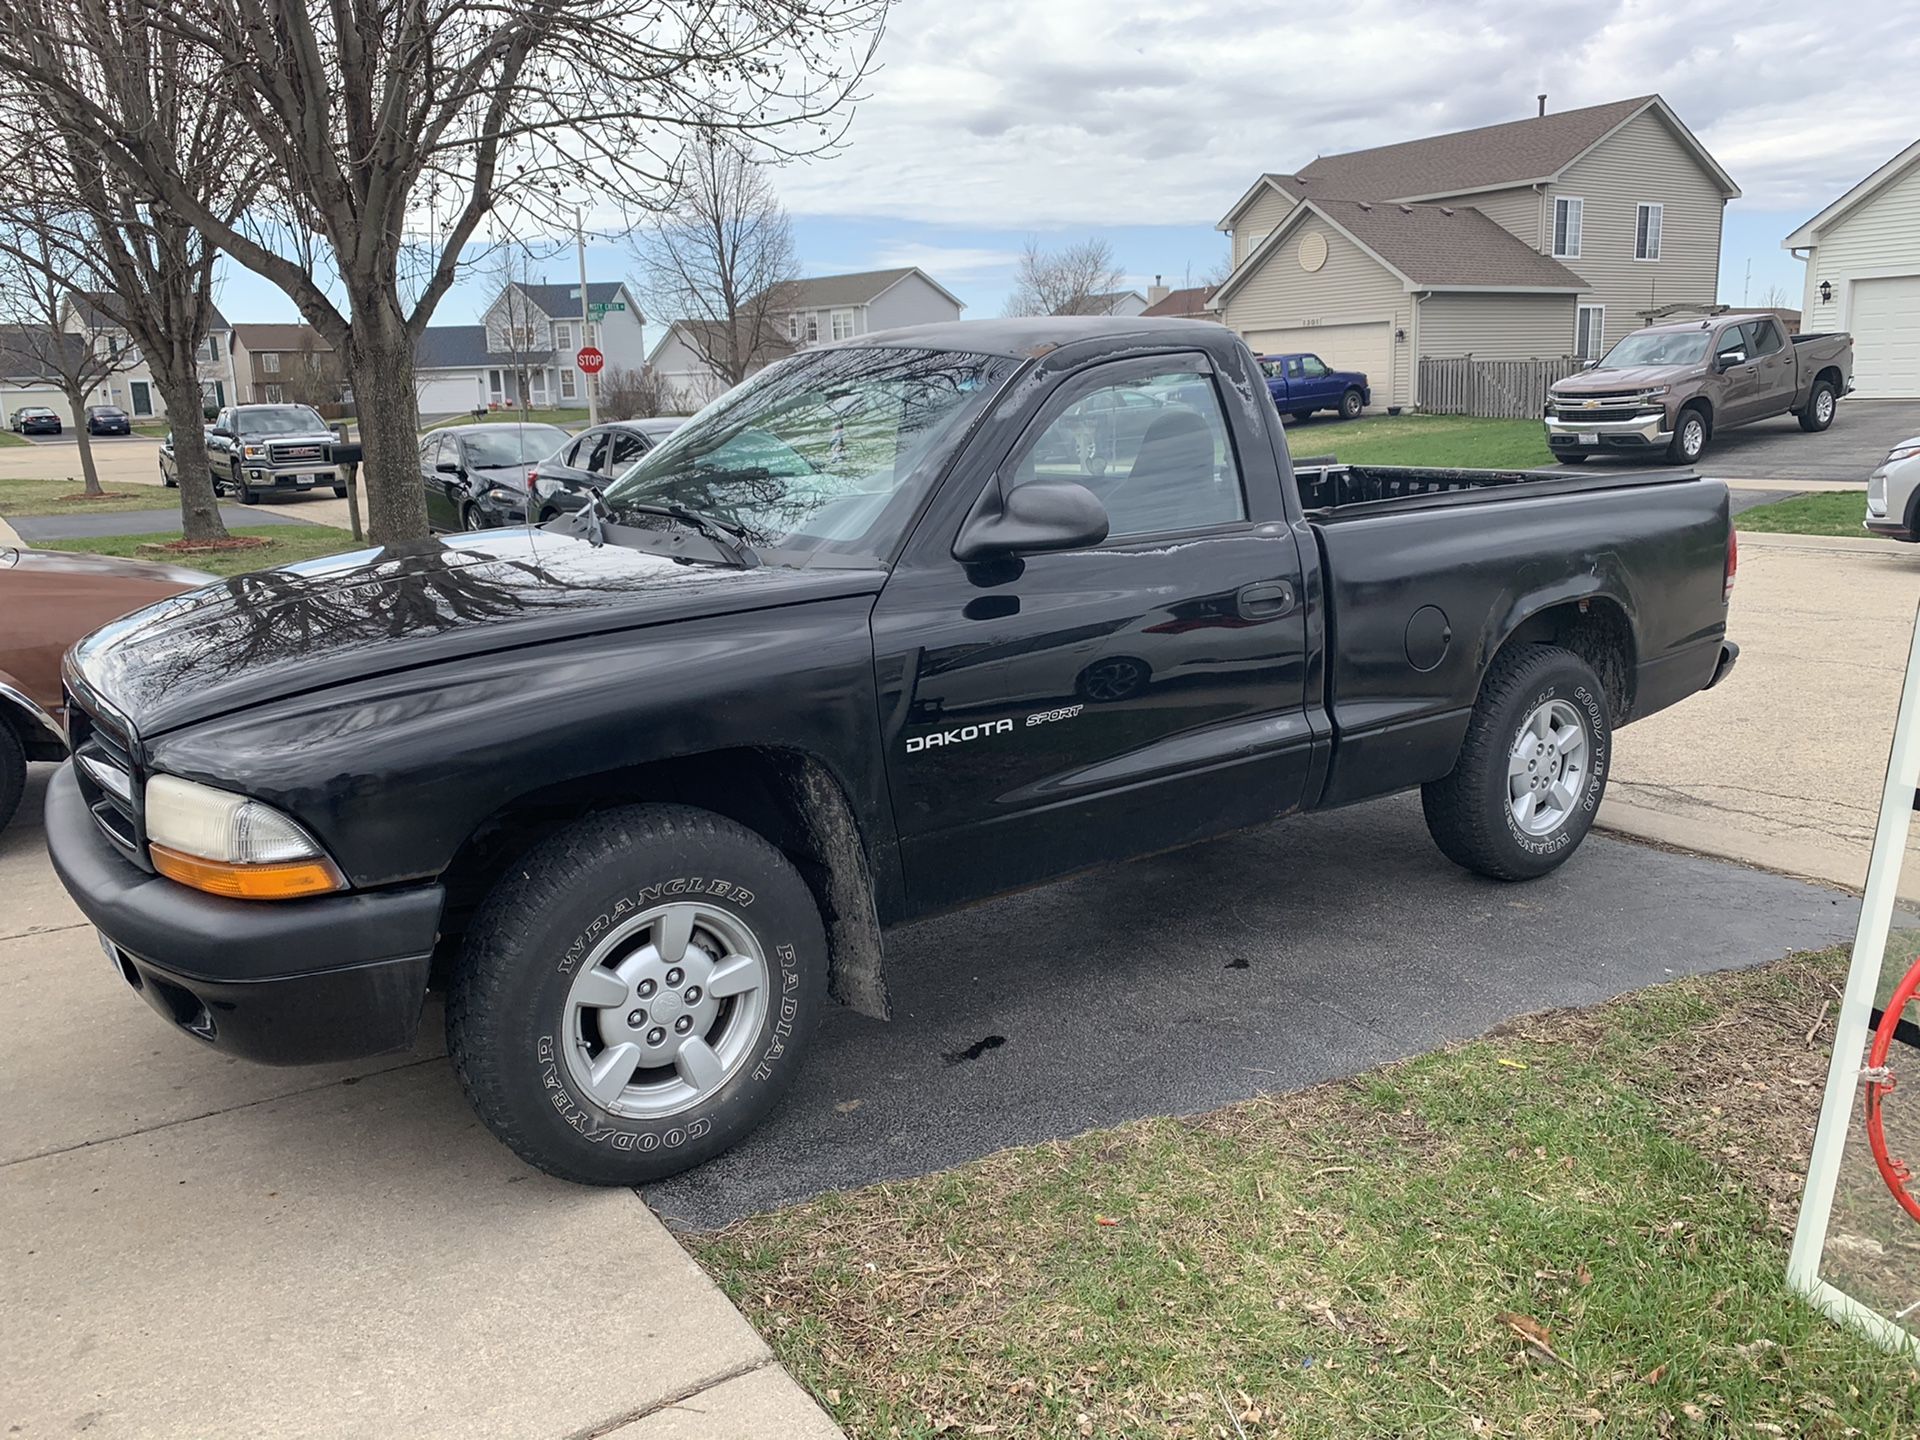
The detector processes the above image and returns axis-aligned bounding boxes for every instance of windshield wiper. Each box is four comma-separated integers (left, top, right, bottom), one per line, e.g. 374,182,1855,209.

618,501,760,568
571,485,609,547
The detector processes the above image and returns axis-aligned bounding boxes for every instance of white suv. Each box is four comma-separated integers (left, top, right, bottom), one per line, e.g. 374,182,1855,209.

1865,436,1920,541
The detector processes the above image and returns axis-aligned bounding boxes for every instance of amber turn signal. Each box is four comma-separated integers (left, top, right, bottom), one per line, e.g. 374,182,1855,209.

148,844,347,900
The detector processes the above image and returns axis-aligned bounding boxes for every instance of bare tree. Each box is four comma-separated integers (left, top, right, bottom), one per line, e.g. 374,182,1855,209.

635,140,798,391
0,214,132,497
1004,238,1127,317
488,242,549,420
598,364,666,420
278,332,346,411
0,0,889,545
1759,282,1793,311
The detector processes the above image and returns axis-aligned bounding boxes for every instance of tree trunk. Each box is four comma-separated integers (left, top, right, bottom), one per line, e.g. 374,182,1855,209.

344,297,430,544
154,366,228,543
65,384,104,496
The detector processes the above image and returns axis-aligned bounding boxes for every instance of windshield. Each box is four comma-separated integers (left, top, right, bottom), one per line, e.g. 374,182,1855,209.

461,426,570,467
237,406,329,436
601,345,1014,566
1598,331,1711,368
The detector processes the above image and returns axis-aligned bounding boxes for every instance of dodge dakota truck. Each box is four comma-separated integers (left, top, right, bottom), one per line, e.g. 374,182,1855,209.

1547,312,1852,464
47,317,1740,1185
1257,352,1371,421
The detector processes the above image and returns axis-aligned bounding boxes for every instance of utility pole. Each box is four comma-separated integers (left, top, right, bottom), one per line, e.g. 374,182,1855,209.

1743,259,1751,306
575,208,599,426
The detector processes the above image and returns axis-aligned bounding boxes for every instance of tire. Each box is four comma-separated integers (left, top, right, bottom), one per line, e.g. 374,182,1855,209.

1421,644,1611,882
1554,453,1589,465
0,720,24,835
1798,379,1837,433
460,502,482,531
1666,406,1708,465
1291,411,1315,424
333,485,348,498
162,469,176,487
1339,388,1364,420
230,465,255,504
446,803,827,1185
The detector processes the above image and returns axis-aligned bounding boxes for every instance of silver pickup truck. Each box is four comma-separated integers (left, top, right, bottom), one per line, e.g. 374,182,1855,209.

205,403,348,505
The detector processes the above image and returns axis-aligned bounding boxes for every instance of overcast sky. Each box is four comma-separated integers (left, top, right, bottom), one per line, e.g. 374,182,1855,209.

221,0,1919,327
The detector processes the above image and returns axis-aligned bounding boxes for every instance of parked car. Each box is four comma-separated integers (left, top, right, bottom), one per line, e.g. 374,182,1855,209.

204,404,347,503
0,546,212,833
46,317,1739,1186
1546,314,1853,464
419,422,572,531
85,405,132,436
10,406,62,435
529,418,682,521
1258,353,1370,421
1864,435,1920,540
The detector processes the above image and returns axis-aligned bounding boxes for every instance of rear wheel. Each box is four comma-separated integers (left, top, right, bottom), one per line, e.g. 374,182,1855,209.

1291,411,1315,423
1554,452,1589,465
0,720,24,835
1339,388,1365,420
1666,406,1708,465
1422,644,1611,881
1798,379,1837,433
446,803,828,1184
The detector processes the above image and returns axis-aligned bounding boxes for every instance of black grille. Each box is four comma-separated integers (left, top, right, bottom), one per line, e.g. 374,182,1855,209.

68,697,149,868
269,442,326,465
1551,396,1659,424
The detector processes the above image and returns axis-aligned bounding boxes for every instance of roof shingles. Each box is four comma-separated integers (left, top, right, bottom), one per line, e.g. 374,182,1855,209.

1310,200,1588,290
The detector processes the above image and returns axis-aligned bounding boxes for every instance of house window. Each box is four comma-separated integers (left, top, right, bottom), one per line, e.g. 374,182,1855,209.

830,309,855,341
560,367,577,399
261,351,280,373
787,315,799,341
555,322,573,350
1635,203,1663,261
804,314,819,343
264,384,284,403
488,369,504,404
1553,196,1583,258
1575,304,1606,360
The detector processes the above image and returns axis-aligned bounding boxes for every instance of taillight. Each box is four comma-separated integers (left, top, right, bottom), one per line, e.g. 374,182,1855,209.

526,467,538,489
1724,528,1737,602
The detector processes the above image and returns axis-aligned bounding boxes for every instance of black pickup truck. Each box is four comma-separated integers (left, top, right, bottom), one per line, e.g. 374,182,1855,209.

47,318,1738,1184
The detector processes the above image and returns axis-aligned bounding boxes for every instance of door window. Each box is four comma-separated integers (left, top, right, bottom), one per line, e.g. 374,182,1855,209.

1743,319,1783,357
438,433,463,471
1008,366,1245,539
1299,355,1330,378
1284,357,1303,379
606,430,648,475
1715,328,1749,366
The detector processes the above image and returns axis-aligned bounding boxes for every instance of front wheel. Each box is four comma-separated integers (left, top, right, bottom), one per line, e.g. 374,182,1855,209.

333,484,348,498
0,720,24,835
1422,644,1611,881
230,466,256,504
1339,388,1364,420
1798,379,1837,433
1554,452,1589,465
446,803,828,1185
1666,407,1708,465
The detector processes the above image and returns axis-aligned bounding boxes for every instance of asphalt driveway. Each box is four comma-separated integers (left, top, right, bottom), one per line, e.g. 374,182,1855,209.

1623,398,1920,483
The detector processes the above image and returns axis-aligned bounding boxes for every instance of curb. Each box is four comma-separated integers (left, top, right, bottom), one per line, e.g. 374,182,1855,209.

0,516,21,548
1733,529,1909,557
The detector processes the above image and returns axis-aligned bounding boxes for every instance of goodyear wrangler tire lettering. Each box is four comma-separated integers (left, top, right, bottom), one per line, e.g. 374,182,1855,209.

447,804,827,1186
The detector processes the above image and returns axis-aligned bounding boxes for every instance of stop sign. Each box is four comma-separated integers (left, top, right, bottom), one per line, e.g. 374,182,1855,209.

576,346,605,375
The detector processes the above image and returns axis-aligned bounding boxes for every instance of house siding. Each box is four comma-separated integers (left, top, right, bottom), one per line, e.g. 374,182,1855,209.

865,272,964,332
1545,110,1723,349
1468,187,1544,248
1230,186,1299,270
1799,153,1920,333
1218,213,1413,408
1416,293,1576,359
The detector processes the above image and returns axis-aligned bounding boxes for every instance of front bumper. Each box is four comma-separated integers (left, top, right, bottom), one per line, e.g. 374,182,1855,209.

1544,412,1671,452
45,764,443,1065
242,465,341,490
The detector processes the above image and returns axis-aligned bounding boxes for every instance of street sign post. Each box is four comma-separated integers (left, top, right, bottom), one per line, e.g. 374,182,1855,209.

576,346,605,375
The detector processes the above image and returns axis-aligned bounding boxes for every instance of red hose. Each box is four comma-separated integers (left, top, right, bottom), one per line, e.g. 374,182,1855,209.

1864,955,1920,1225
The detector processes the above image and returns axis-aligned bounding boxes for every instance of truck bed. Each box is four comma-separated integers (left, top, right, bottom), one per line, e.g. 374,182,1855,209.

1291,461,1703,518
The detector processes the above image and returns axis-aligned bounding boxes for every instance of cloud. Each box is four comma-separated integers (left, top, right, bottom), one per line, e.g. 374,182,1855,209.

860,242,1024,279
777,0,1920,227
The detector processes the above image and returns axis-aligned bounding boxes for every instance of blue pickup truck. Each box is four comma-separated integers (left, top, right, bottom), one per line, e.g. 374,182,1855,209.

1258,353,1370,421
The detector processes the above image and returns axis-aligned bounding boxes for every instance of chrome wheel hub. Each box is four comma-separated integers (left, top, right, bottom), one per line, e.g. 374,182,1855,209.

560,902,769,1120
1507,698,1589,836
1817,390,1834,423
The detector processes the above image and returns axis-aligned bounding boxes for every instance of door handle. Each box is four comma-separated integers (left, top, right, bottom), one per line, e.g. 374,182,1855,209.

1237,580,1296,619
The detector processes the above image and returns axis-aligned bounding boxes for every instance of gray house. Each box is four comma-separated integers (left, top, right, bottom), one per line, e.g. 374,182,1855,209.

1210,95,1739,410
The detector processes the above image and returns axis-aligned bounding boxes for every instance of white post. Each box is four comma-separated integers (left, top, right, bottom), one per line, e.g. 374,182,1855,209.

576,207,598,427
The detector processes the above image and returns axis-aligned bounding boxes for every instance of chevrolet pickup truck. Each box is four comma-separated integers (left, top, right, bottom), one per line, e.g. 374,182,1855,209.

1547,313,1852,465
47,317,1740,1185
205,403,349,504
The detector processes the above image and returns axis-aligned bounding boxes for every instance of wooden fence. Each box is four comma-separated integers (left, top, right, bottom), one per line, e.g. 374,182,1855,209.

1417,356,1586,420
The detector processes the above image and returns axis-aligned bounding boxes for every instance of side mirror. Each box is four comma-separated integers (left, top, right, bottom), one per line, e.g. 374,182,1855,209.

953,478,1109,563
436,460,461,476
1716,352,1746,372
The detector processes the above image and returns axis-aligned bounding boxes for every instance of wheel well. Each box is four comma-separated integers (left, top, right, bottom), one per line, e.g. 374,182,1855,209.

434,747,889,1018
1815,365,1843,392
1494,597,1637,723
0,695,65,762
1680,396,1712,434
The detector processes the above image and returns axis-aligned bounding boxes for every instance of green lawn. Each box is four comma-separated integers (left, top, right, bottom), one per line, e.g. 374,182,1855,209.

1735,491,1880,539
0,477,172,516
0,428,28,447
41,524,363,577
697,952,1919,1439
1294,413,1556,469
430,406,589,430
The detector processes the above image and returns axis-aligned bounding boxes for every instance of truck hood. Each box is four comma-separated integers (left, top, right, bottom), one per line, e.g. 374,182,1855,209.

1551,365,1694,395
67,529,886,738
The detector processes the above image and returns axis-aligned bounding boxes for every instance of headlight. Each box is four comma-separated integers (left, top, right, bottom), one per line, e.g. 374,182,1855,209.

1888,443,1920,464
242,443,266,459
1638,387,1669,399
144,774,346,899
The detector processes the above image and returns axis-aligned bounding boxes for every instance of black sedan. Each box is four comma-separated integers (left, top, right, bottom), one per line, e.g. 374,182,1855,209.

85,405,132,435
9,407,61,435
527,418,682,522
418,422,573,531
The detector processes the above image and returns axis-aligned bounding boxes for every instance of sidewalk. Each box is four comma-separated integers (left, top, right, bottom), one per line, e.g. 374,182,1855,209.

0,772,842,1440
1603,527,1920,898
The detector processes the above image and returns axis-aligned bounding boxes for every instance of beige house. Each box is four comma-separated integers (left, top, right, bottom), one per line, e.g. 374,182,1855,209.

1210,95,1738,410
1783,138,1920,399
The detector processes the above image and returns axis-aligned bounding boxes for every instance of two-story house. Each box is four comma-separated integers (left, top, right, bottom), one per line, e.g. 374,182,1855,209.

1208,95,1739,411
646,267,964,411
230,322,345,406
412,281,645,416
60,291,238,420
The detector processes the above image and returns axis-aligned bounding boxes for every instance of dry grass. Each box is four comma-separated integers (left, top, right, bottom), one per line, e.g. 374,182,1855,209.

696,953,1920,1439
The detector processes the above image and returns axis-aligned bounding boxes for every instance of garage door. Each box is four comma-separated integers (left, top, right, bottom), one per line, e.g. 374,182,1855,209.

416,373,484,418
1242,322,1392,409
1850,275,1920,399
3,386,74,427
